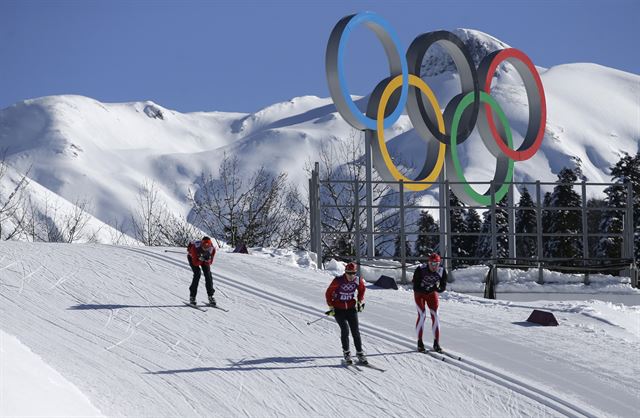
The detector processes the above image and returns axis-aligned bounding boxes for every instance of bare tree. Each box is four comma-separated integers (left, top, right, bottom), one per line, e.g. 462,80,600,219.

61,199,95,243
189,153,307,248
131,180,169,246
21,195,96,243
159,212,205,247
305,129,418,257
131,179,207,247
0,157,31,240
107,217,133,245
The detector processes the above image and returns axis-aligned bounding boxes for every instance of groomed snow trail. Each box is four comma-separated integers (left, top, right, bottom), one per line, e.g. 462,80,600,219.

1,242,638,417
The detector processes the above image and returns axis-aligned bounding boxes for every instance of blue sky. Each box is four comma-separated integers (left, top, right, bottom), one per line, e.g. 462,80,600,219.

1,0,638,113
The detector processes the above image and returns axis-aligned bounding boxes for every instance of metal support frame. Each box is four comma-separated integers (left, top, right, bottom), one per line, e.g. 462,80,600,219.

490,182,497,263
399,180,406,284
623,182,635,284
508,181,516,263
354,179,361,269
438,172,447,267
314,162,323,269
309,173,636,290
365,132,374,258
581,181,590,285
535,181,544,284
444,180,453,275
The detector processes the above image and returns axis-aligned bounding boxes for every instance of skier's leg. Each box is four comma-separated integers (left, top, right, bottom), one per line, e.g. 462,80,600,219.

188,256,201,298
202,264,214,296
334,309,350,352
414,293,427,344
426,291,440,343
346,309,363,353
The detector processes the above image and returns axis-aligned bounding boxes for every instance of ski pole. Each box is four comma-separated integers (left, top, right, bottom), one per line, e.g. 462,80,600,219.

164,250,184,254
306,316,325,326
306,312,330,326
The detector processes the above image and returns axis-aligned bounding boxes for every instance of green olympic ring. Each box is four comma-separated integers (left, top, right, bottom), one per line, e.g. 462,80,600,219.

448,91,514,206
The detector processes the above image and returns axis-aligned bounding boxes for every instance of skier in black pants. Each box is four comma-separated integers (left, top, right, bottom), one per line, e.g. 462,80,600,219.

187,236,216,306
325,262,367,365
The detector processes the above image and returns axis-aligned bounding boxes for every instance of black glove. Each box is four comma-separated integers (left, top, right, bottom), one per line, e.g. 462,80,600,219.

325,307,335,316
356,300,365,312
437,284,446,293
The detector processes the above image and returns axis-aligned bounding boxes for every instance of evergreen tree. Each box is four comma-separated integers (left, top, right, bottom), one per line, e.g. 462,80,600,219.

587,197,606,258
464,208,482,264
596,152,640,261
414,211,439,258
544,167,583,260
449,190,468,268
394,234,412,260
475,197,509,261
335,235,355,257
515,187,537,259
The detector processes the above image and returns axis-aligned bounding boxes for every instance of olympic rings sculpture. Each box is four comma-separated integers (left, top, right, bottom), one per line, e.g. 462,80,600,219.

325,11,546,205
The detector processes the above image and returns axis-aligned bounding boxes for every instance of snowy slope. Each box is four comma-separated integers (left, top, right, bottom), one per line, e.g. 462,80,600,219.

0,30,638,240
0,162,139,244
1,242,638,417
0,329,102,417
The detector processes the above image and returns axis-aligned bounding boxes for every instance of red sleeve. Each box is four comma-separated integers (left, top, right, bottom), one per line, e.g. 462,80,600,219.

187,243,199,263
325,278,339,307
357,277,366,302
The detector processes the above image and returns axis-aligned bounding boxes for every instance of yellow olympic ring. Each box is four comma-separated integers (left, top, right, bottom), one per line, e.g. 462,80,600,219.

376,74,446,191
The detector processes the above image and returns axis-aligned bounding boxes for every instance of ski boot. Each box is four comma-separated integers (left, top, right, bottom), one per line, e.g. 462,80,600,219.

343,350,353,365
433,340,442,353
356,351,368,365
208,295,216,307
189,296,197,306
417,340,426,353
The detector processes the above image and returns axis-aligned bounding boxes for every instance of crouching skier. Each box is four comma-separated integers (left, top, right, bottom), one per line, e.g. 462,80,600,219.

187,236,216,306
325,262,367,365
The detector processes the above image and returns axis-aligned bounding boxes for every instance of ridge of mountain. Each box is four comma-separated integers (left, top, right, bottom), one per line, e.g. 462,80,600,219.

1,29,638,242
420,28,513,77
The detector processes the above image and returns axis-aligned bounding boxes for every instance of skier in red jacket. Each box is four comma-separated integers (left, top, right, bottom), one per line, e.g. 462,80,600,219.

187,236,216,306
412,252,447,353
325,262,367,365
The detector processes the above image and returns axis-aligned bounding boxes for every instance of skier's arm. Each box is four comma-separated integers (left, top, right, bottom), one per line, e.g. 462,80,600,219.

438,269,448,292
187,243,198,263
205,248,216,266
412,268,421,291
357,276,366,302
325,279,339,306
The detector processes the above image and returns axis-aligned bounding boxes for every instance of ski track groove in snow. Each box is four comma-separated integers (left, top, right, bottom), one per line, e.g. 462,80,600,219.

143,249,574,415
126,246,596,417
443,297,639,408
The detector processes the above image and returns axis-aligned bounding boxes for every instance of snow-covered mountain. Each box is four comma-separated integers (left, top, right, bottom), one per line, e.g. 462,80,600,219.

0,29,638,241
420,28,511,77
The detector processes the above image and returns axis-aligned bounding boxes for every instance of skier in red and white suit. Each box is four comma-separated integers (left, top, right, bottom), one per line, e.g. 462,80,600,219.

325,262,367,364
412,253,447,352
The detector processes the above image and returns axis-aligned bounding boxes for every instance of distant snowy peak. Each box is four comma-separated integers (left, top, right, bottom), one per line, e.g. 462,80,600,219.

231,95,332,134
420,28,511,77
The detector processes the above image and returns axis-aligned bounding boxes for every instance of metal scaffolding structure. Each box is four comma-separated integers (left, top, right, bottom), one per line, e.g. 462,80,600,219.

309,162,638,289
